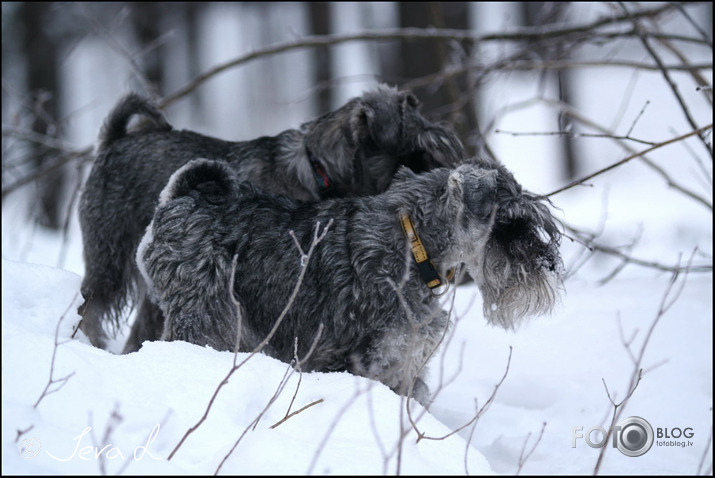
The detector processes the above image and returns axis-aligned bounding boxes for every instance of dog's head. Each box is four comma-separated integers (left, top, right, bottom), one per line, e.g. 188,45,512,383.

471,166,563,329
302,84,465,198
394,160,563,329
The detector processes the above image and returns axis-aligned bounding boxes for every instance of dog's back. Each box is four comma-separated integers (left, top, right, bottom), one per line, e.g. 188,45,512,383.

77,86,468,351
138,159,507,404
78,95,240,347
139,158,436,371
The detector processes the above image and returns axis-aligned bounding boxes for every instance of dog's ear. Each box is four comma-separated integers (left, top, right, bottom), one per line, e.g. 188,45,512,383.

160,158,236,205
393,165,418,184
401,90,420,109
353,86,412,149
456,169,498,220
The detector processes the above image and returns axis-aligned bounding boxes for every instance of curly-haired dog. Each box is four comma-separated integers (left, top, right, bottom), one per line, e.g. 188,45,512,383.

137,158,563,405
77,85,465,352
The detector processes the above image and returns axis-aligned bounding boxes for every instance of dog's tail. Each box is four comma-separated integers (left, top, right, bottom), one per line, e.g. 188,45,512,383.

99,93,172,149
159,158,238,206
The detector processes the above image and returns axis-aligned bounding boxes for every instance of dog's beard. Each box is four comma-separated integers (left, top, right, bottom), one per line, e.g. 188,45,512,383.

470,218,562,329
475,258,561,329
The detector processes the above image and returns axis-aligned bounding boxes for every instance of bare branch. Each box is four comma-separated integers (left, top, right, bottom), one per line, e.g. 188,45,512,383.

618,2,712,159
159,3,687,108
1,147,91,199
697,425,713,475
269,399,324,430
215,362,295,475
168,220,332,461
547,124,713,199
516,422,548,475
306,382,372,474
564,223,712,275
491,97,712,210
403,264,465,437
672,2,713,49
625,100,651,138
14,425,34,444
88,404,125,476
77,3,160,98
593,251,695,474
415,346,513,443
496,128,657,147
34,293,79,409
216,325,327,474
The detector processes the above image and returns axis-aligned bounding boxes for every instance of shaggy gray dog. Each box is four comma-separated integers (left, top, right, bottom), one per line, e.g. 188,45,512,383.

138,158,563,405
77,85,465,352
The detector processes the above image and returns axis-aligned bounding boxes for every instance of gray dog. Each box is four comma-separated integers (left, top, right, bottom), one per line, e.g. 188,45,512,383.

77,85,465,353
138,158,563,405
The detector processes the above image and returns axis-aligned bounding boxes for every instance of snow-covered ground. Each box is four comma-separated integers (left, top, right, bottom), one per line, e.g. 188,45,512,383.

1,174,712,475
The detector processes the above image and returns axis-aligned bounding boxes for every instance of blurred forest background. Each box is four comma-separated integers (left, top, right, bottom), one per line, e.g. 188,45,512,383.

1,1,712,280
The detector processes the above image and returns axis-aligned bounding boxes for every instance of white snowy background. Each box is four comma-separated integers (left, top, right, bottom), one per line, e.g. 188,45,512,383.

2,2,712,475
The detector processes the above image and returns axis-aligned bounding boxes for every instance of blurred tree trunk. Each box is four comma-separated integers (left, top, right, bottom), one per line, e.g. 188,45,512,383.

180,2,203,115
398,2,478,157
129,2,164,96
18,1,64,229
308,2,333,114
557,69,578,180
520,2,577,180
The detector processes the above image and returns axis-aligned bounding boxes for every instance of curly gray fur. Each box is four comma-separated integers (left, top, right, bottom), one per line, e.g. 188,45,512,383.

77,84,466,352
138,158,563,405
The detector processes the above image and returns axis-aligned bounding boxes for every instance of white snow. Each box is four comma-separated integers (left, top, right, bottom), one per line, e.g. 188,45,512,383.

1,206,712,475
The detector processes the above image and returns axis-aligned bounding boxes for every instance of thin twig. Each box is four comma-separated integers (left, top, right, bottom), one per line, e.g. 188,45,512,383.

214,362,295,475
516,422,548,475
269,399,324,429
416,346,513,443
1,148,91,199
697,425,713,475
403,264,465,438
14,425,35,444
671,2,713,49
618,2,712,159
625,100,650,138
490,97,712,210
168,220,332,461
495,128,657,146
547,124,713,198
593,251,695,474
88,405,124,476
564,223,712,274
34,293,79,409
306,382,372,475
215,324,327,474
159,3,685,108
